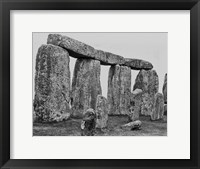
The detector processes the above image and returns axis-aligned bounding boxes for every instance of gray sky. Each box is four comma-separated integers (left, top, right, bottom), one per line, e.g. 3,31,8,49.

33,32,167,97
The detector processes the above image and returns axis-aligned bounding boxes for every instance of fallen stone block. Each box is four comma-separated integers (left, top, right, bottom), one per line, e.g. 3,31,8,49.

121,120,142,130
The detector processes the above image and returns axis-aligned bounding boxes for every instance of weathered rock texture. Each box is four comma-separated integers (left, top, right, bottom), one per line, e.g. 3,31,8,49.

47,34,153,70
133,69,159,94
151,93,164,120
71,58,102,118
95,95,108,129
33,44,71,122
121,120,142,130
164,104,167,115
81,108,96,136
129,89,143,121
107,65,131,115
140,93,155,116
133,70,159,116
47,34,124,65
162,73,167,104
124,58,153,70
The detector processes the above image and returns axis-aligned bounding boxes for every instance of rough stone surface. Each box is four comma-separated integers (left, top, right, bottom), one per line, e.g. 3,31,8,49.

95,95,109,129
81,108,96,136
71,58,102,118
129,89,143,121
121,120,142,130
47,34,125,65
119,66,132,114
124,58,153,70
33,112,37,123
47,34,153,69
162,73,167,104
132,88,143,95
107,65,131,115
133,69,159,94
164,104,167,115
33,44,71,122
132,70,159,117
151,93,164,120
140,93,155,116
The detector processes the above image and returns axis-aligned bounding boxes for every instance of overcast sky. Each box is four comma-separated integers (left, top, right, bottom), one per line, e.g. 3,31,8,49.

33,32,167,97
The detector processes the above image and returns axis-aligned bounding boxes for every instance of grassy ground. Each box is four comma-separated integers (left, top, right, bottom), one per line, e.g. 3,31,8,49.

33,115,167,136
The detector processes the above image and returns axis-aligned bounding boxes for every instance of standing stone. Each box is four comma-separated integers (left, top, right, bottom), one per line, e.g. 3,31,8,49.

95,95,108,129
71,58,102,118
133,70,159,116
140,93,155,116
133,69,159,94
107,65,131,115
151,93,164,120
119,66,132,114
107,65,120,115
164,104,167,115
129,89,143,121
162,73,167,104
33,44,71,122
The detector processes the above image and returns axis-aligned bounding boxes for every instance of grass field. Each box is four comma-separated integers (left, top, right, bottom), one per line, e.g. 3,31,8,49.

33,115,167,136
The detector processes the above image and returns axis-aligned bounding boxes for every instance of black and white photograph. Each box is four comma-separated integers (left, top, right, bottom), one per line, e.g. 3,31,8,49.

33,32,167,136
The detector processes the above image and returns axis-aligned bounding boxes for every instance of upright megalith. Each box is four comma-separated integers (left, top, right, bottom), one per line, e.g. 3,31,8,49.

133,69,159,94
107,65,121,115
33,44,71,122
119,66,132,114
133,69,159,116
107,65,131,115
71,58,102,118
151,93,164,120
162,73,167,104
95,95,109,129
140,93,155,116
129,89,143,121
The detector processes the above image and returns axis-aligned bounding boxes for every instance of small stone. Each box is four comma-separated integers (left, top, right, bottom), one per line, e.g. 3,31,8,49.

95,95,108,129
81,108,96,136
132,88,143,95
121,120,142,130
151,93,164,120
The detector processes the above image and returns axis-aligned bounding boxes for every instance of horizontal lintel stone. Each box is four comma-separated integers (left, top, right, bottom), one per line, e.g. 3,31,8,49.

47,34,153,70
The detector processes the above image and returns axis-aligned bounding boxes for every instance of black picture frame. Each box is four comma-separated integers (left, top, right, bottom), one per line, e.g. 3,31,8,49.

0,0,199,169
